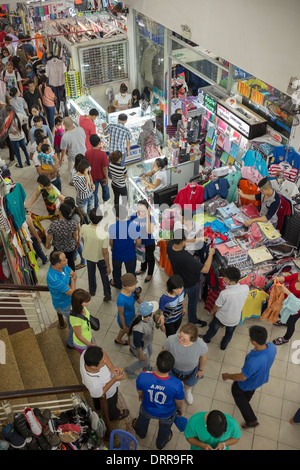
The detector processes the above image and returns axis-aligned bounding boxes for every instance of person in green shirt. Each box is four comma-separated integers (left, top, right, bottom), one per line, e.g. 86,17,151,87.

184,410,241,450
70,288,96,354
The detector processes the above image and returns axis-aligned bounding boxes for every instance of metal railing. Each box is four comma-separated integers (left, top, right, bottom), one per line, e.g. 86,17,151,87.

0,284,63,333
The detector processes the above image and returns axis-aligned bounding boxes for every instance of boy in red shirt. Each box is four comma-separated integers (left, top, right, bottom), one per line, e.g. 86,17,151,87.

85,133,110,208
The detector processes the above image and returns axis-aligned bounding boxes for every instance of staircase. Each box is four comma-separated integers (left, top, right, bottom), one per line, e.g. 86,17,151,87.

0,323,92,422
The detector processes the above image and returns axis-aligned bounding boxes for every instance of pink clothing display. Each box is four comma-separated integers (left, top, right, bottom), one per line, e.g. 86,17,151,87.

241,165,264,185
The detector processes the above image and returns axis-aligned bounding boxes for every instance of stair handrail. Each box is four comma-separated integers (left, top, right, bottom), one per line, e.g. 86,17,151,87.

0,385,111,436
0,284,66,329
0,284,49,292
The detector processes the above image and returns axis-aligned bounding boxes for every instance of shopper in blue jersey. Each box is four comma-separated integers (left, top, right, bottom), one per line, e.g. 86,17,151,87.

108,204,141,289
130,199,156,283
132,350,184,450
222,325,276,429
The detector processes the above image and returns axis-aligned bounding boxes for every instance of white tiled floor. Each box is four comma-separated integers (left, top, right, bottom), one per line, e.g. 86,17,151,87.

3,145,300,451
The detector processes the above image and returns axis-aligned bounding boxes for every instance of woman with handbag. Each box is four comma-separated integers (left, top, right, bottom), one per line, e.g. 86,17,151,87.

162,323,208,405
158,274,186,337
70,288,99,354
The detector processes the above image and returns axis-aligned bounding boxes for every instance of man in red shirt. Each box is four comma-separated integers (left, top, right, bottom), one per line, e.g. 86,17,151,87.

79,108,99,151
85,134,110,208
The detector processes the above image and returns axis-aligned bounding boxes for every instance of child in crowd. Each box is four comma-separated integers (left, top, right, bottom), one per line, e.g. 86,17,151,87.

52,115,64,165
73,158,95,216
1,47,10,65
38,142,56,172
108,150,127,207
124,301,159,379
115,273,142,346
30,114,53,144
70,288,95,355
25,174,64,216
158,274,186,337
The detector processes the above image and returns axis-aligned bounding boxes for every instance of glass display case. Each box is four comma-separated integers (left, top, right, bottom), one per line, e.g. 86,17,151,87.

68,94,108,144
108,106,156,145
127,158,161,222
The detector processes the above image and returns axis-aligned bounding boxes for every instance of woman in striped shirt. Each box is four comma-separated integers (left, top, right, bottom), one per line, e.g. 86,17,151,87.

73,158,95,216
109,151,128,207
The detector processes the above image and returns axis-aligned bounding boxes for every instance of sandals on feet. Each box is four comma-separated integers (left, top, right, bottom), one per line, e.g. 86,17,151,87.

118,409,129,420
273,337,289,346
114,339,128,346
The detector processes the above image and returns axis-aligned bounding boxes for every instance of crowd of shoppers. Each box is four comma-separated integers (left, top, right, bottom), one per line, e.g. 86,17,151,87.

0,26,292,450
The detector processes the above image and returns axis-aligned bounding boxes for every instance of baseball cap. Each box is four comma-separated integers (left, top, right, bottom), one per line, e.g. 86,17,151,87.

121,273,137,287
138,301,159,317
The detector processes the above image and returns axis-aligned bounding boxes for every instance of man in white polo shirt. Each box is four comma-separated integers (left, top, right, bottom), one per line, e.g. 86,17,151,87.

80,346,129,421
202,267,249,350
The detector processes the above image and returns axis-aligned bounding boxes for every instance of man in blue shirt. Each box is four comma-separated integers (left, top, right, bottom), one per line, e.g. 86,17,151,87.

46,251,77,348
132,350,184,450
222,325,276,429
130,199,156,283
108,204,141,289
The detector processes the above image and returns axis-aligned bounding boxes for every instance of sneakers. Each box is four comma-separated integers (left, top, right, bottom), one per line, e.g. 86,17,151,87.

33,408,51,426
24,407,42,436
184,388,193,405
13,413,33,439
1,423,26,449
35,433,51,450
42,426,61,447
103,295,111,302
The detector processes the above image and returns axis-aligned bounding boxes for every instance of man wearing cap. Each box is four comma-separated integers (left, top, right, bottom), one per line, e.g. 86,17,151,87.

124,301,159,379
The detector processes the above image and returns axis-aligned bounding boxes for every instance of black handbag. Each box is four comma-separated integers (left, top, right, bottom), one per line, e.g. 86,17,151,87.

70,311,100,332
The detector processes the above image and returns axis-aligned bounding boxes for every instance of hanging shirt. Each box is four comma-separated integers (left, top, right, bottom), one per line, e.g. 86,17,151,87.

203,179,230,201
242,150,268,177
271,146,300,171
4,183,26,231
174,183,204,211
45,57,66,87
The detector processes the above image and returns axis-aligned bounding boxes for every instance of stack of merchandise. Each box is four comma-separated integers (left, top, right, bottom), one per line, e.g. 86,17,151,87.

65,71,82,100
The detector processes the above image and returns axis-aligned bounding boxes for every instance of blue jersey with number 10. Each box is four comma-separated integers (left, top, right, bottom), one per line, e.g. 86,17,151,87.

136,371,184,418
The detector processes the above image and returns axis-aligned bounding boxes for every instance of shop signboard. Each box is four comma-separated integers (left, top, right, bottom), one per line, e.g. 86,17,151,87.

237,78,293,139
217,103,250,138
204,93,217,114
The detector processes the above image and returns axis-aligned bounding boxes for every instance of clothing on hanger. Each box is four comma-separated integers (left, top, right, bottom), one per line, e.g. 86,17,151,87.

260,280,285,323
173,183,204,211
